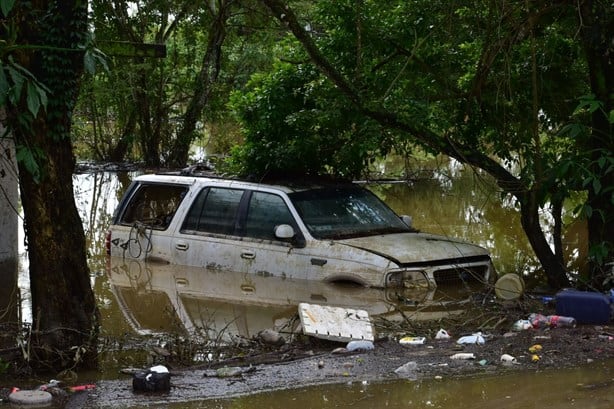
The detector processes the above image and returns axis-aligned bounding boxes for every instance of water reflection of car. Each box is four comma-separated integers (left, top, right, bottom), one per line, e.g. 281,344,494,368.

106,257,471,341
106,173,495,289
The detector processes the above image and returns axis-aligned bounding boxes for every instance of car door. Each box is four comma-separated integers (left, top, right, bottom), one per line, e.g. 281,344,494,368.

172,186,248,272
237,190,316,280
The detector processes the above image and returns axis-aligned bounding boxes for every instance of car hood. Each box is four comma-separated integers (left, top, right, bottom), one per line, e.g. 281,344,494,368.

336,232,489,265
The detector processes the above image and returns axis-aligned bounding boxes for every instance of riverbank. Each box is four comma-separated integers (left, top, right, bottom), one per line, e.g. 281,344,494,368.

2,295,613,408
79,315,613,408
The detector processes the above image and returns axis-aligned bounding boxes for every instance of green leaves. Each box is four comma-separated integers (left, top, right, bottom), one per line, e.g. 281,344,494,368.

1,58,49,116
26,81,41,116
15,144,43,183
1,56,49,183
574,94,604,115
82,31,109,75
0,0,15,17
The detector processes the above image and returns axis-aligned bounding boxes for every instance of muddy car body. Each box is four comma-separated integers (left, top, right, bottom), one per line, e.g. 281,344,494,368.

106,174,495,288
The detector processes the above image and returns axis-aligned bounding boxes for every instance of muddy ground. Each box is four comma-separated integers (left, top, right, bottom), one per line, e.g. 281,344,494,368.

1,295,613,408
2,299,612,408
75,324,612,408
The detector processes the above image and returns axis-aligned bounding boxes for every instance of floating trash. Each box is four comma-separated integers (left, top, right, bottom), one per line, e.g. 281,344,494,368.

450,353,476,360
512,319,533,331
457,332,485,345
399,336,426,346
528,344,543,353
500,354,517,364
435,329,451,340
346,340,375,352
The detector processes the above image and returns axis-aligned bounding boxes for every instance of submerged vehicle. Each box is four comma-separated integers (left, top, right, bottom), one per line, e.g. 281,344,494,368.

106,173,495,289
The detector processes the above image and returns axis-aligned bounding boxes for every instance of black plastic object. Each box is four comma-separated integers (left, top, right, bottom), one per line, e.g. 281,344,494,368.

132,370,171,392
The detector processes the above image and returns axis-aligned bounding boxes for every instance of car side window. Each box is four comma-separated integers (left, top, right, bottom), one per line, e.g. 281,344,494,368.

119,184,188,230
245,191,295,240
181,187,244,235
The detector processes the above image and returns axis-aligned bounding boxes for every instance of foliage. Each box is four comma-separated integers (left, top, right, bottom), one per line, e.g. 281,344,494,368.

74,0,277,165
227,59,396,178
1,0,47,181
233,0,589,183
1,0,105,178
3,0,611,291
233,0,613,287
556,94,614,267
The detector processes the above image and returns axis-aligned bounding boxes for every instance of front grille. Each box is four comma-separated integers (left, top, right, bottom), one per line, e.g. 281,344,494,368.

433,265,488,285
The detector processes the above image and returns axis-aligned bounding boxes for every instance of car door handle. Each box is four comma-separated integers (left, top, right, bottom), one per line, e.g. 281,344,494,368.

241,251,256,259
175,241,189,251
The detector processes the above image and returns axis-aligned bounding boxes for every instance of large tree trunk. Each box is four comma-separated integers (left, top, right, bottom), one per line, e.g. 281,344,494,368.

579,0,614,288
7,1,99,371
17,125,99,370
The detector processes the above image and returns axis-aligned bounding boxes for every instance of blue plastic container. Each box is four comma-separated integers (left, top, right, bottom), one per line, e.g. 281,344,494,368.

555,289,612,325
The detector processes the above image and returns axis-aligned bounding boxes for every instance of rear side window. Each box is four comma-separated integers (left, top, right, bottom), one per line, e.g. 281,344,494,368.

244,192,295,240
119,183,188,230
181,187,244,235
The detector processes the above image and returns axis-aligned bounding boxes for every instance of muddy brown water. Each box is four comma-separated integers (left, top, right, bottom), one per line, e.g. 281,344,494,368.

9,164,609,408
119,361,614,409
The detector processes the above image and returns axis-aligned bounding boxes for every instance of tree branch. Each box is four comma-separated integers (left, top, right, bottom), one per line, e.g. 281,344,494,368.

260,0,522,193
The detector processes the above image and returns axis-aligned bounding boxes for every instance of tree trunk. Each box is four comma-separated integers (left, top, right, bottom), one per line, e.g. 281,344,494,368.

17,128,99,370
579,0,614,287
167,1,232,168
134,66,161,167
518,191,570,289
109,109,137,163
7,1,99,371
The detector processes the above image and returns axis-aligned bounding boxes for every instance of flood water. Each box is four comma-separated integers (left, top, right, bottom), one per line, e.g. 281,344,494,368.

135,360,613,409
10,162,610,408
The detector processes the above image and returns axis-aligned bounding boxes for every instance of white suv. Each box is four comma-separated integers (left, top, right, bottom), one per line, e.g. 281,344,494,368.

106,173,494,288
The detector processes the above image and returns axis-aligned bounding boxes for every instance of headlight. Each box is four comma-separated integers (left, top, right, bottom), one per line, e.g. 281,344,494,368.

386,270,435,289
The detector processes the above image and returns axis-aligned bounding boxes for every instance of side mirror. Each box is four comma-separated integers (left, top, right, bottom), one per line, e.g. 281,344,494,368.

400,215,413,228
274,224,295,240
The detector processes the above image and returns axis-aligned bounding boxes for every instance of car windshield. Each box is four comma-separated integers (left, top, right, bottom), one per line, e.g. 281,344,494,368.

289,186,411,239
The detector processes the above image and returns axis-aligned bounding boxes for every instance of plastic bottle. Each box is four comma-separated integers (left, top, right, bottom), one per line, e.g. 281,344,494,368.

547,315,576,328
500,354,517,364
528,313,576,328
450,353,475,360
